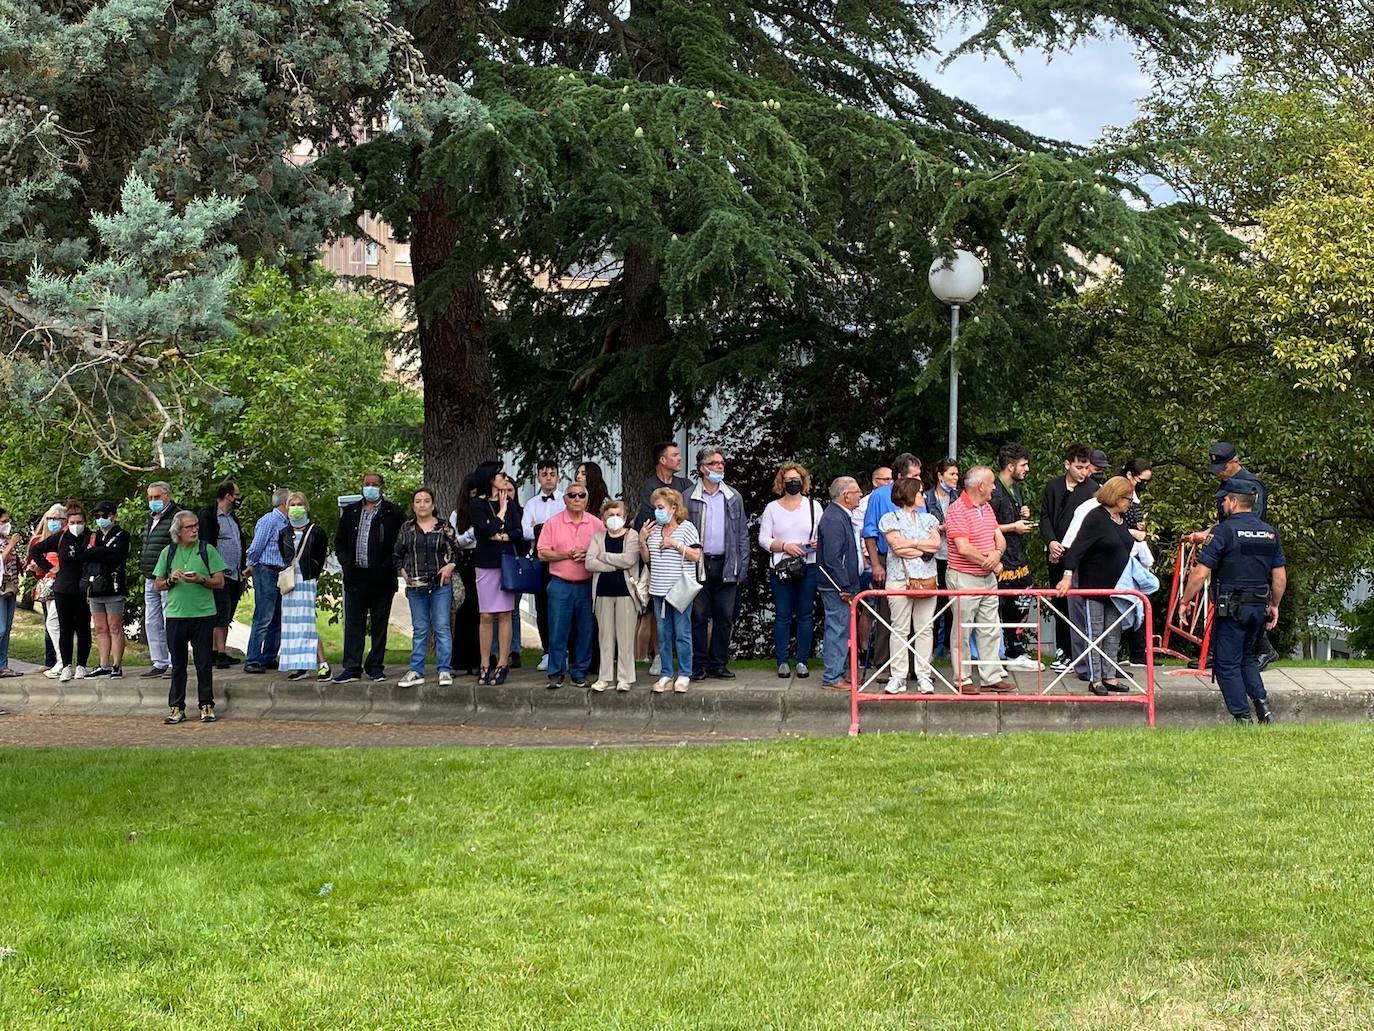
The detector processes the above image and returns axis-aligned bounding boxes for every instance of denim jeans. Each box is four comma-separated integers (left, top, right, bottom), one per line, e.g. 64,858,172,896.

0,594,15,669
245,565,282,666
819,588,852,685
546,577,593,680
407,584,453,675
769,564,818,664
653,596,694,679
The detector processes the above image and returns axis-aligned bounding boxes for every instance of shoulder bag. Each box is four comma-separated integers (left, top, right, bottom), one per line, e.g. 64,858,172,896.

664,526,705,614
278,525,311,596
773,500,816,582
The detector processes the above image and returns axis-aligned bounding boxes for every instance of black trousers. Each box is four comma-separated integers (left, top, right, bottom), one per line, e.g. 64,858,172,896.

691,556,738,674
342,584,394,676
534,560,552,655
167,615,215,709
54,592,92,667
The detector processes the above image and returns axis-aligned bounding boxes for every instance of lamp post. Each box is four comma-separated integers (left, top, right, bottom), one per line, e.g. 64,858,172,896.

928,249,985,460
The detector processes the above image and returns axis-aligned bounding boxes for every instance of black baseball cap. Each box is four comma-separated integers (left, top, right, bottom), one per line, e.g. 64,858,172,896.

1089,449,1110,470
1208,442,1238,474
92,500,118,515
1221,477,1258,496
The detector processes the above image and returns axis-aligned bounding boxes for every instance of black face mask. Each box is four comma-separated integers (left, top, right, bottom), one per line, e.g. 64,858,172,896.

232,497,243,510
1136,480,1149,494
784,480,804,496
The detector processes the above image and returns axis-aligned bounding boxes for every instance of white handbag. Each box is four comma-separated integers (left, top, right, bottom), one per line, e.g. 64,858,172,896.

665,564,704,614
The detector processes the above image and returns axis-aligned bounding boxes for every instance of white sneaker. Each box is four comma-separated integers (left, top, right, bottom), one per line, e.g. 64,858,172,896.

589,680,609,693
916,676,936,695
1006,654,1043,671
398,671,424,688
884,677,907,695
615,681,632,693
43,665,62,679
74,665,87,679
652,677,671,693
649,656,662,676
59,666,74,683
673,676,690,693
438,671,453,687
536,654,549,672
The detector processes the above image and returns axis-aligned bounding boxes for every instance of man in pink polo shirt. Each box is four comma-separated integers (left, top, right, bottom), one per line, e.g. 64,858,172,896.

945,466,1010,693
536,486,604,689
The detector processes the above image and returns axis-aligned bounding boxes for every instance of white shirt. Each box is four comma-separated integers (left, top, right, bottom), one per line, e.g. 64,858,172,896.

852,494,871,568
1062,499,1101,549
521,489,565,541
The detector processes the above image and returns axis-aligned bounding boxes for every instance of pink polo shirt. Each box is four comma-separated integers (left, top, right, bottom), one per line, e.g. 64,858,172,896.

945,493,997,575
537,510,605,582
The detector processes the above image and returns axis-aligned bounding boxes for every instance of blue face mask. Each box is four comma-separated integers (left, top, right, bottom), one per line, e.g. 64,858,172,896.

97,517,113,530
653,508,672,525
362,485,381,502
47,519,63,533
149,499,165,514
706,471,724,484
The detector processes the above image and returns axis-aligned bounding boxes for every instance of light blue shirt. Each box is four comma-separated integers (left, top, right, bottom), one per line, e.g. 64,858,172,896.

246,509,290,568
701,488,727,555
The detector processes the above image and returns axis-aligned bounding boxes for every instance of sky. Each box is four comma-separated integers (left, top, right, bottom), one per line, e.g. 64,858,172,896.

918,32,1153,146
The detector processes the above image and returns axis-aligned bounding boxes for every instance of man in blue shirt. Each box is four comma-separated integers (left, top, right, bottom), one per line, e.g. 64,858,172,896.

242,487,292,673
861,453,922,671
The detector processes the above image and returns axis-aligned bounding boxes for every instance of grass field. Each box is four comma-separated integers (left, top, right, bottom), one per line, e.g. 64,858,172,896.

4,727,1374,1028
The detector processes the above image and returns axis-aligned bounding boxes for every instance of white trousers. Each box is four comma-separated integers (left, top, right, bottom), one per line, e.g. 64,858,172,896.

144,578,170,668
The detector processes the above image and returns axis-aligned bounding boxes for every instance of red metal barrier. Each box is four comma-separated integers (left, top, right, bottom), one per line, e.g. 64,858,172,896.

1158,539,1213,678
846,587,1156,736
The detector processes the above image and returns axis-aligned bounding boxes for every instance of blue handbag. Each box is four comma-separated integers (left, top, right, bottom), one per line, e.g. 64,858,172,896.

500,553,541,593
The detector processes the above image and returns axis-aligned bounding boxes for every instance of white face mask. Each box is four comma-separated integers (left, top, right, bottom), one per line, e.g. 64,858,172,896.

605,516,625,532
0,523,10,537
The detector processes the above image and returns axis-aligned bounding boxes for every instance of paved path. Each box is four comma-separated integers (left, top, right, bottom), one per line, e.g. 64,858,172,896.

4,663,1374,745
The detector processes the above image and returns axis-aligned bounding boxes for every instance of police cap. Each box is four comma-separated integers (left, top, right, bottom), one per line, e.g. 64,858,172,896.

1221,478,1259,497
1208,442,1238,474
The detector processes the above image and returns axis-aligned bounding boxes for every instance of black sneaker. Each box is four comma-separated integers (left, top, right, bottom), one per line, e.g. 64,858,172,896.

547,676,565,691
110,666,123,679
242,663,266,674
200,704,217,723
265,659,280,671
214,654,233,669
570,678,589,690
141,666,169,679
367,672,387,683
712,668,737,680
86,666,113,679
332,670,361,684
286,670,309,681
163,707,185,725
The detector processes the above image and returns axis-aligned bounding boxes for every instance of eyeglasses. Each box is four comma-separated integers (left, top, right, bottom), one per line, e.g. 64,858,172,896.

565,492,588,499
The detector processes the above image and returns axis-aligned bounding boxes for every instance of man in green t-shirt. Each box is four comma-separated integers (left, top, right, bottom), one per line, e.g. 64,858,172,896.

153,511,229,724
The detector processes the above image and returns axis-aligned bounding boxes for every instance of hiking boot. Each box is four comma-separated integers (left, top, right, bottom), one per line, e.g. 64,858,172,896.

163,707,186,725
200,704,217,723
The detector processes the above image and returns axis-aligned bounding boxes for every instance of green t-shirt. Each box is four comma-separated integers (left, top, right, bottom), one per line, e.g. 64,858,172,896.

153,543,229,619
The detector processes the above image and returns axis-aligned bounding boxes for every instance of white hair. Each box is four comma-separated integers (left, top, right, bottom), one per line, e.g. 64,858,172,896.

830,476,857,500
964,466,994,488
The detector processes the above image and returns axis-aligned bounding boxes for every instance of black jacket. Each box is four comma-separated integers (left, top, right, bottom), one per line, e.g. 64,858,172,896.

1040,475,1099,547
30,529,98,596
470,496,527,569
283,522,329,581
336,498,405,591
82,525,132,598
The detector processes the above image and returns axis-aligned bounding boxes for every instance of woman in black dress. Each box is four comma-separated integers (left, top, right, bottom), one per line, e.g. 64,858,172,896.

1056,476,1136,695
451,465,498,676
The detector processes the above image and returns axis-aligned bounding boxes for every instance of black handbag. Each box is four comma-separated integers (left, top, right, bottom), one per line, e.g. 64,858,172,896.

772,500,815,582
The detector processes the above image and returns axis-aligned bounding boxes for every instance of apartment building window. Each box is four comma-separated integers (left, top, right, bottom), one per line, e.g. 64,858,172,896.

365,242,379,266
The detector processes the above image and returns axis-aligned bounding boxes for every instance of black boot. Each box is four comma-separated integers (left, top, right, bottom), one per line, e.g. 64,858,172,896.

1256,646,1280,672
1253,698,1274,724
1233,713,1255,724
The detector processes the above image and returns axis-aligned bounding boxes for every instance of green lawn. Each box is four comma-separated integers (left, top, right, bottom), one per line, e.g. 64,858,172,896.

4,727,1374,1028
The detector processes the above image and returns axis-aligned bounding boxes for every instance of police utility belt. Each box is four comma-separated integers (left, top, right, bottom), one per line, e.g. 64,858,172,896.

1215,586,1270,617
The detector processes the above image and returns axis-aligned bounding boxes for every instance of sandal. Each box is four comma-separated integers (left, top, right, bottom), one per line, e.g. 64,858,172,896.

492,665,509,685
477,666,491,685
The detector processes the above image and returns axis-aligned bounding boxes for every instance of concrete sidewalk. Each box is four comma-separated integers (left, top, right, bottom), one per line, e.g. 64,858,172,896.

3,664,1373,736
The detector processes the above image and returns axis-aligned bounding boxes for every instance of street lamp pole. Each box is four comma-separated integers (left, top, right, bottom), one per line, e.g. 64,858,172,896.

928,249,985,460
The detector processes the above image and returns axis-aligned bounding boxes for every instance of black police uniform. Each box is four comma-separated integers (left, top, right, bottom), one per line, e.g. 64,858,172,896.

1213,468,1268,524
1198,504,1285,722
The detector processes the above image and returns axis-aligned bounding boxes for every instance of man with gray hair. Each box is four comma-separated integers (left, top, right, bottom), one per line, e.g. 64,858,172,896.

817,476,863,689
138,480,183,678
242,487,293,674
944,465,1011,692
686,446,750,680
153,509,228,723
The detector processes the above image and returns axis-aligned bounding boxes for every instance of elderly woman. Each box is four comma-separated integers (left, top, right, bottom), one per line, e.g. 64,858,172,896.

758,462,824,679
394,487,459,689
28,502,94,682
1056,475,1137,695
880,477,944,695
585,498,643,693
27,503,65,677
153,510,228,724
638,487,702,693
279,492,331,682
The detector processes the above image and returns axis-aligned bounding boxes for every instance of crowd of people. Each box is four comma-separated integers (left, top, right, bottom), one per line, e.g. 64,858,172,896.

0,439,1284,725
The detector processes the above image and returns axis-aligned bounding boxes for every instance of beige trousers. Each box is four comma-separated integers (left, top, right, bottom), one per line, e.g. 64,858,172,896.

595,595,638,685
947,568,1005,685
888,590,938,681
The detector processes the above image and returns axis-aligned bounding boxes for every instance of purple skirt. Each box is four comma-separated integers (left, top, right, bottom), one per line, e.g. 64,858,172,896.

476,566,516,613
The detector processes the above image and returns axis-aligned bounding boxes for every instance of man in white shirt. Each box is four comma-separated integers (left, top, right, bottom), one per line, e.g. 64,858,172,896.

521,460,564,672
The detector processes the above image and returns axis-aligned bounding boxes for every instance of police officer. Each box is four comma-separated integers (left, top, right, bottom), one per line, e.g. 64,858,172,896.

1179,479,1287,723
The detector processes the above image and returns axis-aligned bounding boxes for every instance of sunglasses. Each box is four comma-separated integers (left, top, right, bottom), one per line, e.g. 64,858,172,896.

565,491,588,499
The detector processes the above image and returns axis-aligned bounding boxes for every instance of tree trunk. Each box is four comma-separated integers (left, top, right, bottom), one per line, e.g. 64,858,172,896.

410,184,499,514
615,241,674,490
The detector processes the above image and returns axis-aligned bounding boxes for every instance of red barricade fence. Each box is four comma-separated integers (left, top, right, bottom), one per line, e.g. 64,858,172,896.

1157,539,1213,678
845,587,1156,736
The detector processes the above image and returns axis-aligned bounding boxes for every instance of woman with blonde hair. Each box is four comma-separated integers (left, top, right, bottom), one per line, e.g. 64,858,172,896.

28,503,66,678
758,462,824,679
637,487,702,693
279,492,331,681
585,498,643,693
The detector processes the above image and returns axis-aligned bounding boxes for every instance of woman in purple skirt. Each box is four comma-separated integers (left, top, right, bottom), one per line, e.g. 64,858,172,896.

469,464,526,685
